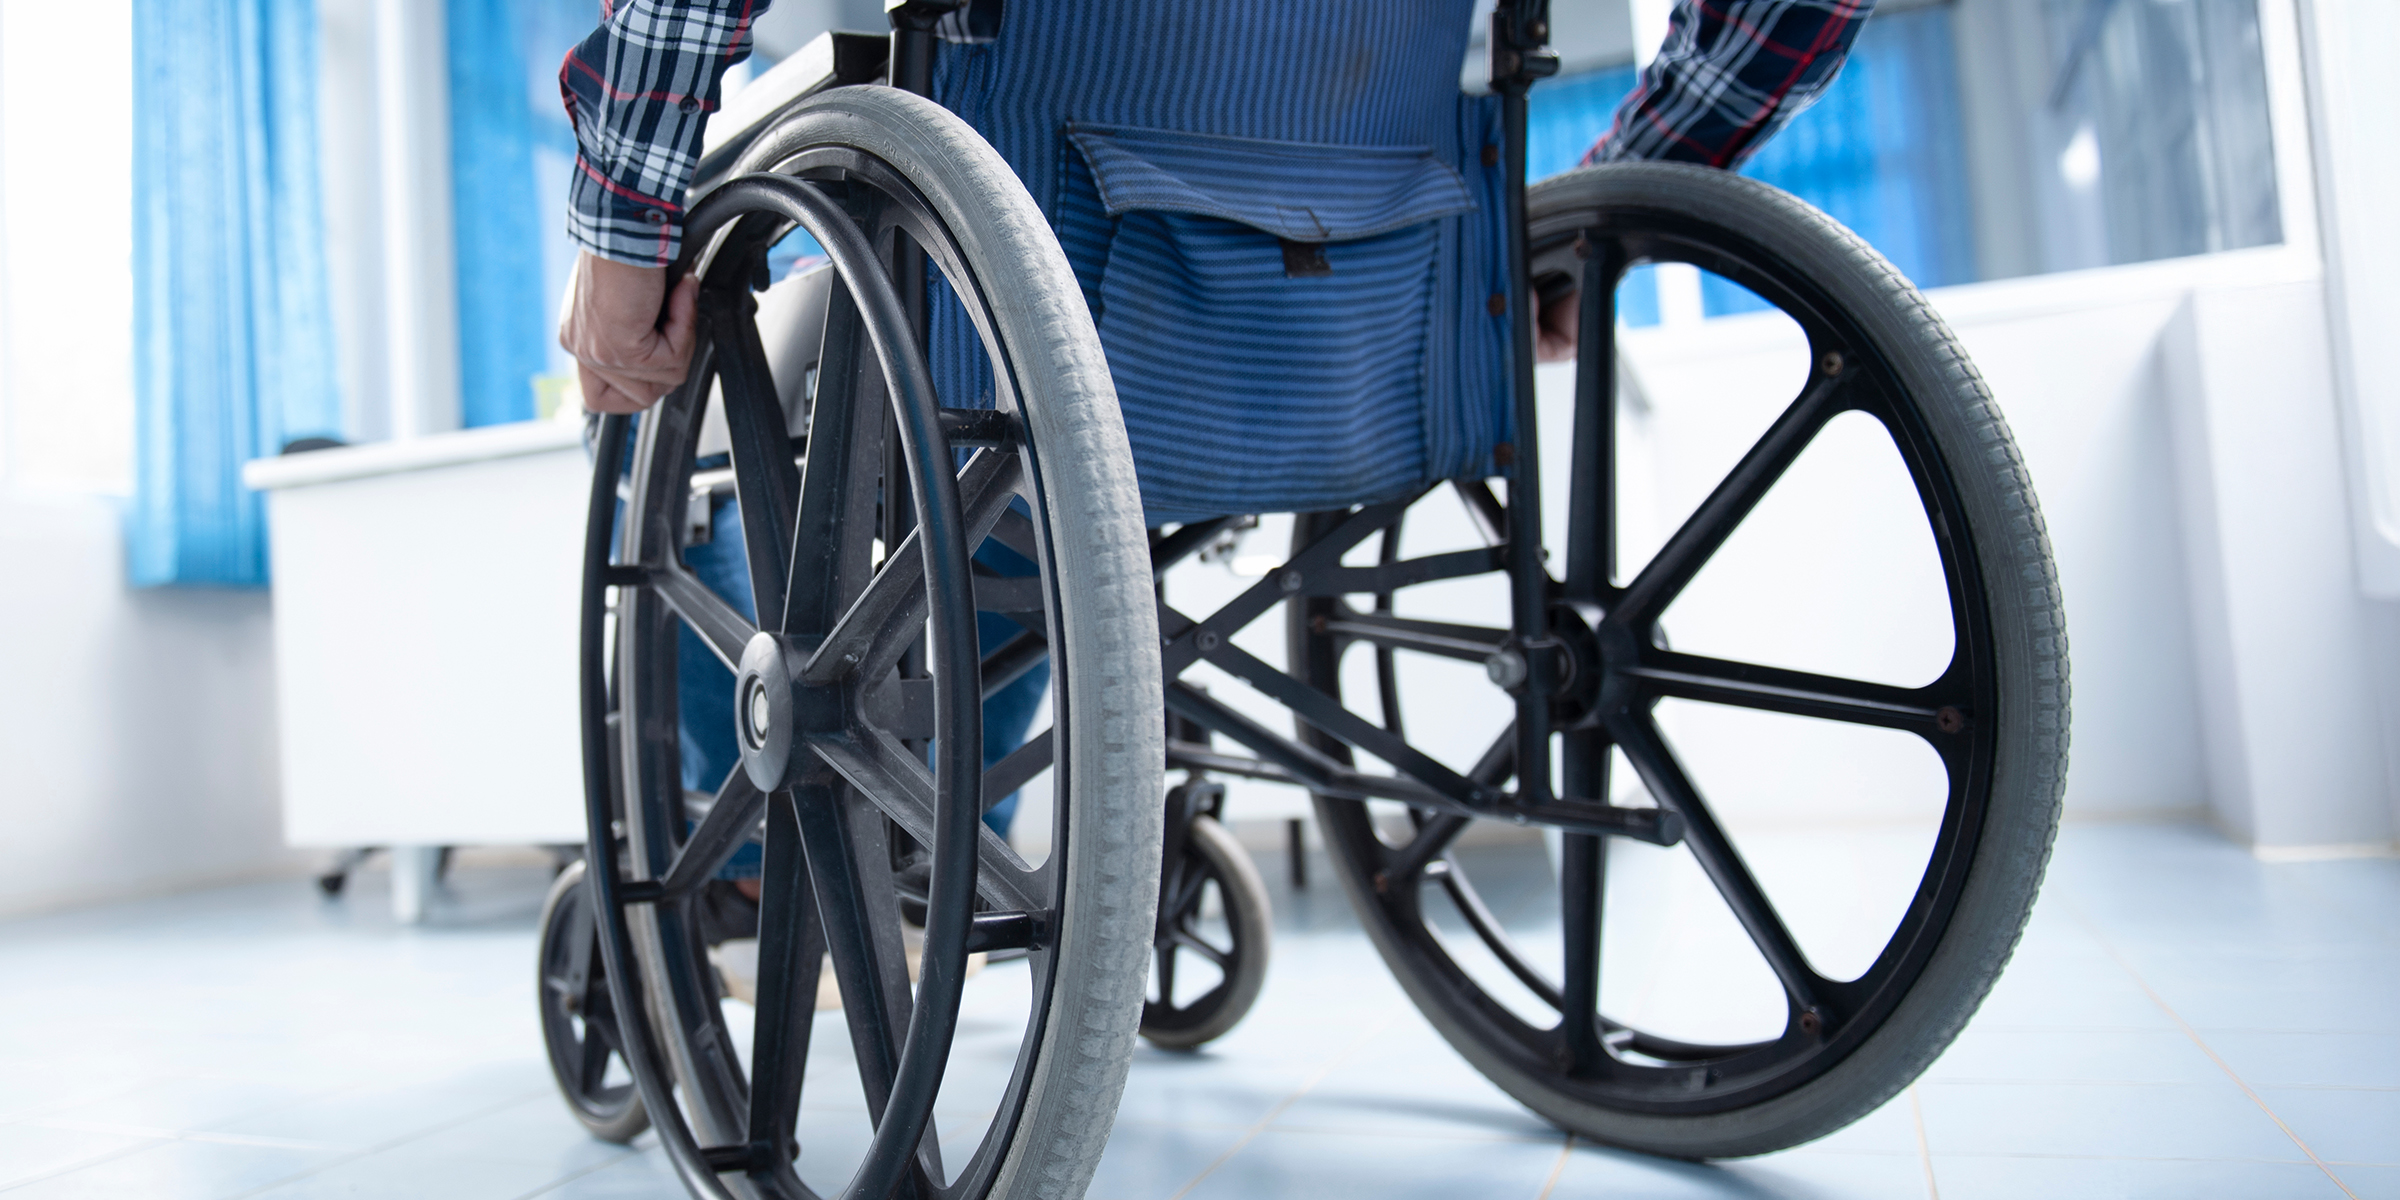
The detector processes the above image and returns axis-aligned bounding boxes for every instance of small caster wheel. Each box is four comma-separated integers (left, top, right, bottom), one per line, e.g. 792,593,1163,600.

536,860,648,1143
1142,813,1272,1049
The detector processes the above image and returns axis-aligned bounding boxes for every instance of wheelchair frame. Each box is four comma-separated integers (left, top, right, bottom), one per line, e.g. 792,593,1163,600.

551,1,2067,1191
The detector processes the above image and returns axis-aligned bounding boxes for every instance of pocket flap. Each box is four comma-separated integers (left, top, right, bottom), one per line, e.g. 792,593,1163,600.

1065,122,1474,243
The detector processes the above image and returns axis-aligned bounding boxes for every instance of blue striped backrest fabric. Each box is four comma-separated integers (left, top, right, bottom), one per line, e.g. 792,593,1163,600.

928,1,1514,525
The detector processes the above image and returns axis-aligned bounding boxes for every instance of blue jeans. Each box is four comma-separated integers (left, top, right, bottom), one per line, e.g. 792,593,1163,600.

678,492,1051,878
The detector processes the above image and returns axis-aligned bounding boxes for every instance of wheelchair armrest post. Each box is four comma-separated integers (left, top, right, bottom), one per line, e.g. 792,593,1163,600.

884,0,966,98
1490,0,1562,806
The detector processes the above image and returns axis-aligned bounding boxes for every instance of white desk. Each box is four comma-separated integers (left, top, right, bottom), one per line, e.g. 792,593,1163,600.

244,419,591,920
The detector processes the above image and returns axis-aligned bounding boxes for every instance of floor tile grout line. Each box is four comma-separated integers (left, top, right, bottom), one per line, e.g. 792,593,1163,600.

1160,1014,1403,1200
0,1071,383,1190
214,1087,562,1200
19,1118,350,1154
0,1073,189,1131
512,1145,645,1200
1910,1151,2369,1165
1925,1077,2400,1091
1252,1123,1569,1145
1533,1136,1573,1200
0,1066,327,1135
0,1135,174,1194
2065,899,2361,1200
1907,1085,1938,1200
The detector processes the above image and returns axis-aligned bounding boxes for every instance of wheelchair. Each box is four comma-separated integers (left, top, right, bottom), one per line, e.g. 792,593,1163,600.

538,3,2069,1196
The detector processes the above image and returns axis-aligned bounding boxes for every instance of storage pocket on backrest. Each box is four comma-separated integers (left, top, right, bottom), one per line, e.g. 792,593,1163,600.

1058,123,1476,523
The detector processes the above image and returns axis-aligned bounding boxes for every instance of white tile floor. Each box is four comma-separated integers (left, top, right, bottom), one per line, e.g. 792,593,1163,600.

1,821,2392,1199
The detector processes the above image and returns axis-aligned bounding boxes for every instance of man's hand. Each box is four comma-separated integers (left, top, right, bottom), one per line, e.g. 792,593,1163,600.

1535,285,1579,364
559,251,701,414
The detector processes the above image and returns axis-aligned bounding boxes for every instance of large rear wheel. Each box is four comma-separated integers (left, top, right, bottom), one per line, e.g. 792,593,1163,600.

1298,162,2068,1159
577,85,1161,1200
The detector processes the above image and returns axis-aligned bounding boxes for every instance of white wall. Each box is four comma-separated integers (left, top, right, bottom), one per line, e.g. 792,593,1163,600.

0,496,294,916
1608,244,2400,851
0,0,298,915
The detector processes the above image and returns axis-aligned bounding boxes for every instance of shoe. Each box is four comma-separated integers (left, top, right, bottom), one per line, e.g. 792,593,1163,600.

692,878,760,945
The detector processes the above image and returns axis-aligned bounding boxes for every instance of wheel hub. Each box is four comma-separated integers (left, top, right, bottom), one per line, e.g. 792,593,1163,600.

1548,603,1620,728
735,632,798,790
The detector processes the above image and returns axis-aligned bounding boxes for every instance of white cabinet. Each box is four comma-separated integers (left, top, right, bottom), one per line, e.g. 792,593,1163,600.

244,419,591,916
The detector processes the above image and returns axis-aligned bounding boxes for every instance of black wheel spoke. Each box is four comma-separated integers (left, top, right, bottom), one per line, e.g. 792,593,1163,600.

805,727,1045,913
655,771,768,899
802,449,1025,686
984,506,1043,563
790,782,918,1127
1565,238,1628,603
980,627,1049,700
1628,649,1965,735
1614,366,1856,627
1162,866,1213,925
1613,715,1830,1016
743,790,823,1172
982,732,1053,812
1431,860,1565,1010
578,1018,615,1094
1168,928,1232,968
653,561,759,672
1558,730,1610,1074
709,294,804,631
778,272,887,640
584,999,624,1053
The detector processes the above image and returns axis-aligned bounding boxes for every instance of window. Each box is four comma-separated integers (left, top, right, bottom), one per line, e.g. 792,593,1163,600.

0,0,136,492
2037,0,2280,270
448,0,594,428
1521,0,2284,324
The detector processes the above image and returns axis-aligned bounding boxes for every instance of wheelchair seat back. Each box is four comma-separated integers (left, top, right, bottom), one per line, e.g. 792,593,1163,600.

929,0,1516,524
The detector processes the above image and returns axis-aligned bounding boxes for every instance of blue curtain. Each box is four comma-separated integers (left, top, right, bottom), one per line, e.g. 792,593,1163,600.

1708,5,1976,315
449,0,594,428
1524,64,1663,327
130,0,341,588
449,0,549,429
1523,6,1976,325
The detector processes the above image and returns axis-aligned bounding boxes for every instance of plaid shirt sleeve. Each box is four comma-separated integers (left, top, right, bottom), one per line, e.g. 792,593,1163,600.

560,1,770,267
1585,0,1875,169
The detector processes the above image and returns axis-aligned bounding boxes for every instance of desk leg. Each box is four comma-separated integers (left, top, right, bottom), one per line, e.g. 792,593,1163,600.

391,845,441,924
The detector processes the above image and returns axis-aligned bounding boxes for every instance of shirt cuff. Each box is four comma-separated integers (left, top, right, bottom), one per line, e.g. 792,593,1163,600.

566,157,686,267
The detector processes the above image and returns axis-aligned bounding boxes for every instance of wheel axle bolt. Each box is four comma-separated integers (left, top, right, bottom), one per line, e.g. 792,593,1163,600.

1486,649,1528,690
748,685,773,740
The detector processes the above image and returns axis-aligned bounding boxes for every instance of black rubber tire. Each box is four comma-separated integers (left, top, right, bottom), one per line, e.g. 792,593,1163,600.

537,861,651,1145
1309,161,2069,1159
610,85,1163,1199
1140,815,1273,1050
